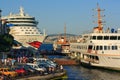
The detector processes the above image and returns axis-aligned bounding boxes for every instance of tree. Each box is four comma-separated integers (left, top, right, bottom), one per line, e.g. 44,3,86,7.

0,34,14,52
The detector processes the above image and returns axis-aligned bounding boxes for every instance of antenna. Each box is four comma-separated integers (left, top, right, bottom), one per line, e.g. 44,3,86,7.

93,3,105,33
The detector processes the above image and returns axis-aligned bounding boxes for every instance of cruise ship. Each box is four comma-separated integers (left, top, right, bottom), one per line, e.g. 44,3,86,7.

2,7,46,48
69,4,120,70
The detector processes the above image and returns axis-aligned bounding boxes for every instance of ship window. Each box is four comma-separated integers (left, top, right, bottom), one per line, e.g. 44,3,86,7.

88,45,93,49
100,46,103,50
115,46,117,50
93,46,95,50
108,46,110,50
97,36,103,40
110,36,117,40
112,46,115,50
95,56,99,60
96,46,99,50
25,32,27,34
118,36,120,40
92,36,96,40
104,36,109,40
104,46,107,50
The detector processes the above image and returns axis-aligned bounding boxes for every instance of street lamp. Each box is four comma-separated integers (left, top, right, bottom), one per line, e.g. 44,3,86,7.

0,9,2,18
0,9,2,34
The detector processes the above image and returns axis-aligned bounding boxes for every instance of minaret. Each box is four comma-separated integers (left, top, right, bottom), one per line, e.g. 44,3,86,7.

64,23,66,43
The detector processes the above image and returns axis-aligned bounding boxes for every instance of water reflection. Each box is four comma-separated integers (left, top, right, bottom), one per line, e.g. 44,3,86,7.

64,65,120,80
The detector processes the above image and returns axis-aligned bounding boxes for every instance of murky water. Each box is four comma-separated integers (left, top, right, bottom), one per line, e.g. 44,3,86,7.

64,65,120,80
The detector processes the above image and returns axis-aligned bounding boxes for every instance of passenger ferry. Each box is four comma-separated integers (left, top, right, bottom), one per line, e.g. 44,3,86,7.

2,7,46,48
70,4,120,70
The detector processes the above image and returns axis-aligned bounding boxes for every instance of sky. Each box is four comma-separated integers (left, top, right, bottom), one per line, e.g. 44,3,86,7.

0,0,120,35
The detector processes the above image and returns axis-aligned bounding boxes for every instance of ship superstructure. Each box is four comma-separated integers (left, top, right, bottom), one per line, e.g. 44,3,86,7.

2,7,46,48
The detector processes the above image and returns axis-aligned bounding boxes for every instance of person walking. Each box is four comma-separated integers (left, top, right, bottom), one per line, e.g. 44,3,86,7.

60,65,63,72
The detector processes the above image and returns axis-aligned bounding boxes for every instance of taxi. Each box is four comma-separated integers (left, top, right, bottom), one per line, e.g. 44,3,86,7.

0,68,18,77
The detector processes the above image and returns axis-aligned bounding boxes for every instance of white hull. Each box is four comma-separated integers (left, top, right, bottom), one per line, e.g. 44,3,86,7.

80,54,120,70
13,35,46,47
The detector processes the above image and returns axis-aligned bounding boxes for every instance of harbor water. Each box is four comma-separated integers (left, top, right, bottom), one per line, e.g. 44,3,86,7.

39,44,120,80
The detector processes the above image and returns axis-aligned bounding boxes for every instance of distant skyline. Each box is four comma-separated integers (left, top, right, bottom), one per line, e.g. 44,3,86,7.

1,0,120,35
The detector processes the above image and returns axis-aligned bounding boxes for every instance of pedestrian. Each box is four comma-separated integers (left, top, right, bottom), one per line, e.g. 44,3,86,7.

60,65,63,72
11,58,16,66
48,67,52,74
51,67,55,74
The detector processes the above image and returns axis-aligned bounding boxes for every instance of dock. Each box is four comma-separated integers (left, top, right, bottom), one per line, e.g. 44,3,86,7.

54,58,78,65
16,71,66,80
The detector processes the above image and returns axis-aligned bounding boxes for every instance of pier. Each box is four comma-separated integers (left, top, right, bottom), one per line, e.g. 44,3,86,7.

54,58,78,65
17,71,66,80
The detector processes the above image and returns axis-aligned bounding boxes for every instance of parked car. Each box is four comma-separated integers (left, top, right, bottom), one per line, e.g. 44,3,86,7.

23,65,39,75
11,66,27,76
0,68,18,78
37,59,57,67
26,63,47,75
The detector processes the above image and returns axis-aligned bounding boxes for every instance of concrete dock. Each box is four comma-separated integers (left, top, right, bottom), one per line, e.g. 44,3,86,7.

16,71,66,80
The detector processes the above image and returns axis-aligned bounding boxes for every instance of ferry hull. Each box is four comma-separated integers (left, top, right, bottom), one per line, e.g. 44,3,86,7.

80,54,120,70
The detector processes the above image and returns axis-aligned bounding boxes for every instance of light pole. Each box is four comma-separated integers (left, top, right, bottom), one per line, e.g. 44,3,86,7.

0,9,2,34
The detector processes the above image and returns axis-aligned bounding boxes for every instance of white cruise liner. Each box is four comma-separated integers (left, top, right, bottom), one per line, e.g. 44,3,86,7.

2,7,46,48
69,4,120,70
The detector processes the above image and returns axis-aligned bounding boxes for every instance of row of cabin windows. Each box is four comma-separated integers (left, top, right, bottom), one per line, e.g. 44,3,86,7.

14,24,36,26
9,21,37,24
9,18,35,20
20,27,39,30
91,36,120,40
21,29,39,32
71,45,118,50
25,32,40,34
88,45,118,50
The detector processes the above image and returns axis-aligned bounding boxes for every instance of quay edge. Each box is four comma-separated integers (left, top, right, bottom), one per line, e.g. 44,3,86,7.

16,71,66,80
